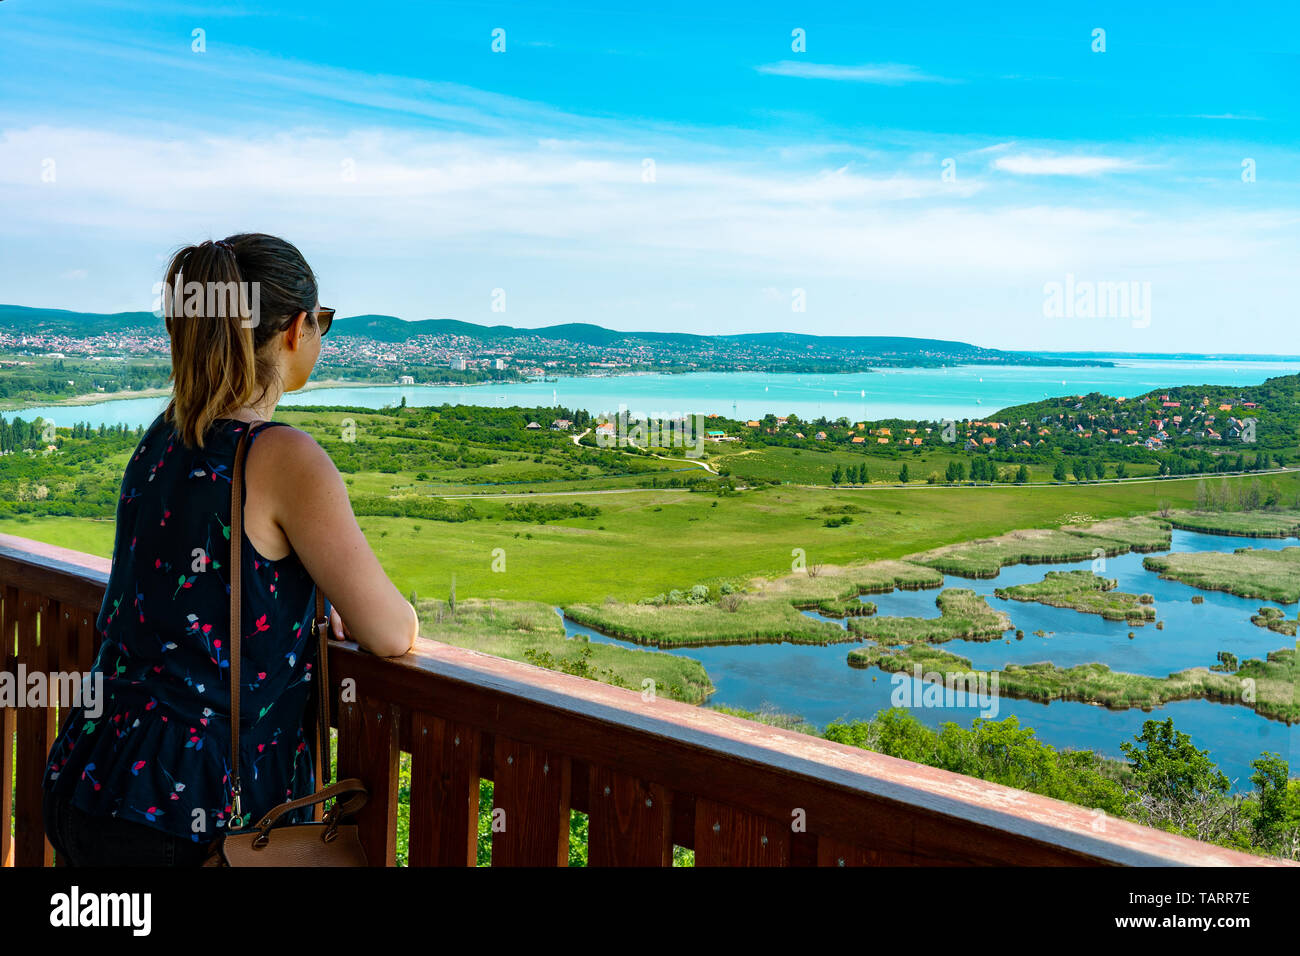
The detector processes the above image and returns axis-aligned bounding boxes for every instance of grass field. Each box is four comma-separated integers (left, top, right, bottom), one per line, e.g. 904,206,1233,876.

907,515,1172,578
704,441,1160,485
6,471,1300,606
415,598,715,703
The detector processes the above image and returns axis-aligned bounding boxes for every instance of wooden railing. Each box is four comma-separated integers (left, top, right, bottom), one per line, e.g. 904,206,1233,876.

0,532,1282,867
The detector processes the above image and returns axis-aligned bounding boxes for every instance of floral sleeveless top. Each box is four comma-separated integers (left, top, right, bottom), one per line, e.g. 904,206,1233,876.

43,413,323,843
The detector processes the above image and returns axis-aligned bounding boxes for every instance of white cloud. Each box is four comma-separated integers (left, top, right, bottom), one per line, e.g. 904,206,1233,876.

993,154,1140,176
755,61,951,84
1,123,1287,298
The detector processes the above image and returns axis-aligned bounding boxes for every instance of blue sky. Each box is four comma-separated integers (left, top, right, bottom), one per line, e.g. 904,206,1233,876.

1,0,1297,350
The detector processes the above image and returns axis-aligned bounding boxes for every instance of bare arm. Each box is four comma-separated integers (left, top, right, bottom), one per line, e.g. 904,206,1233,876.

256,427,416,657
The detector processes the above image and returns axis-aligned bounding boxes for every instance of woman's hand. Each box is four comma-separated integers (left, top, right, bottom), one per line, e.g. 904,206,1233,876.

329,605,352,642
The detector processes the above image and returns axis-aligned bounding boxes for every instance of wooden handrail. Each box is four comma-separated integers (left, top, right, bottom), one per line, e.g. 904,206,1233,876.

0,532,1284,867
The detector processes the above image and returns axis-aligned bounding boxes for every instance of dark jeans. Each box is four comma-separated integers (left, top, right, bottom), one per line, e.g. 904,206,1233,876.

42,787,215,867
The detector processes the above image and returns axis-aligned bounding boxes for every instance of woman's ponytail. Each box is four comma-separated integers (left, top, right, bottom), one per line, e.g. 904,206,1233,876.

161,234,318,448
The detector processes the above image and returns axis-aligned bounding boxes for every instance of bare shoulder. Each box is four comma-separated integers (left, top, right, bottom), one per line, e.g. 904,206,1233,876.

247,424,338,488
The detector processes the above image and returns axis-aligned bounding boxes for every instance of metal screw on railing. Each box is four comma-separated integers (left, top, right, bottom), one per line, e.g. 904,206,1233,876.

712,822,720,833
543,762,549,774
454,735,460,746
645,798,652,808
422,727,427,735
507,755,513,765
837,857,845,867
604,786,611,796
760,835,768,846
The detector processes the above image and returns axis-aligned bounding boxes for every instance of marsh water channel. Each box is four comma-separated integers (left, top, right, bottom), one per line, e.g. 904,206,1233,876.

562,529,1297,791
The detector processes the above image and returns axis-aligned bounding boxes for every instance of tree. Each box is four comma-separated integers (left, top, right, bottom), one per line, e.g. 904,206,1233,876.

831,464,843,486
1120,718,1229,807
1249,752,1294,852
1115,462,1127,479
898,463,910,483
1015,464,1029,484
1071,458,1084,482
1053,460,1068,482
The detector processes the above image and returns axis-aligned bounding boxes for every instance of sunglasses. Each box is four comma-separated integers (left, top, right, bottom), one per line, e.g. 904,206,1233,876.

312,306,335,338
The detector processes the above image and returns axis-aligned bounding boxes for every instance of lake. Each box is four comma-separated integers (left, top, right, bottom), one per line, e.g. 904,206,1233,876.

563,529,1298,792
9,358,1300,429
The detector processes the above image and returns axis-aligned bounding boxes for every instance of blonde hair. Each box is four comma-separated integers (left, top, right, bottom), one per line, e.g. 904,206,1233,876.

161,234,318,448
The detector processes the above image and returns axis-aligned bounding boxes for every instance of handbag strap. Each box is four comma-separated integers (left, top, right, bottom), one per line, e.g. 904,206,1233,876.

228,420,333,828
250,777,368,833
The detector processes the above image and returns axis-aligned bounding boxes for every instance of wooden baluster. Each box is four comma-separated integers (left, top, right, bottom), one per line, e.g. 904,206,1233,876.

336,696,400,866
586,766,672,866
408,711,480,866
490,736,570,866
1,585,14,867
48,602,84,869
693,797,789,866
14,592,55,866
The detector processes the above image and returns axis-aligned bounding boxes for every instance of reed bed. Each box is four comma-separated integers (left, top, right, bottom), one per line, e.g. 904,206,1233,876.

1143,546,1300,604
995,570,1156,624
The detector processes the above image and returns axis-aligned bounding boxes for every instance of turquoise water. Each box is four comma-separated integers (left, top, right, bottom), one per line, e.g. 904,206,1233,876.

562,529,1299,792
9,358,1300,429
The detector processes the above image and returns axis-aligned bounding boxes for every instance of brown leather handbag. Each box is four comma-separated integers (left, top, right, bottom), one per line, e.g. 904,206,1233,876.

201,419,369,867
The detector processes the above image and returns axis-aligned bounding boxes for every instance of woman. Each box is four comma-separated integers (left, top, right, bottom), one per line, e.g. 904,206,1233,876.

41,233,418,866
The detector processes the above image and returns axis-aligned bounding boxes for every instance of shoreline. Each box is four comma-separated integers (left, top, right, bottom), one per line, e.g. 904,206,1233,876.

0,377,479,413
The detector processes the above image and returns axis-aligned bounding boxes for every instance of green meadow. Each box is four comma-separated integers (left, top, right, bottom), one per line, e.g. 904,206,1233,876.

7,471,1300,607
413,598,714,703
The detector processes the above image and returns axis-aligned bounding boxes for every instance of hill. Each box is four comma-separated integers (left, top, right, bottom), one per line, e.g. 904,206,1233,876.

0,304,1104,367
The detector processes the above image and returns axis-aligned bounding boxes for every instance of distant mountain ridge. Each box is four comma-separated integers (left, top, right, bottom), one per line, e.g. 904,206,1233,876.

0,303,1096,365
334,312,1013,356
